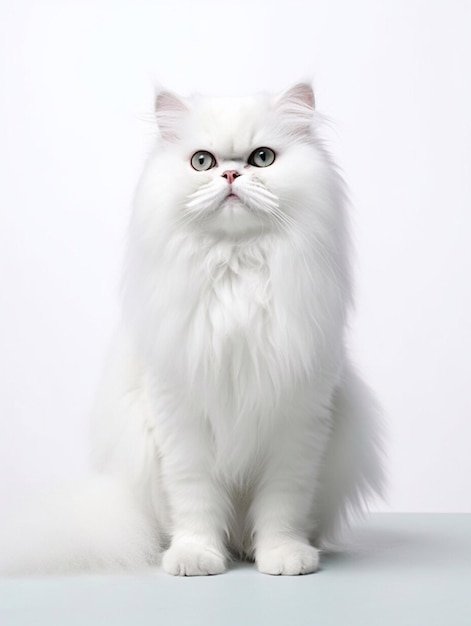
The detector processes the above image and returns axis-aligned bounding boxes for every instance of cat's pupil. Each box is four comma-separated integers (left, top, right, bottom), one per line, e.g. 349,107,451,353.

259,151,266,161
198,155,205,164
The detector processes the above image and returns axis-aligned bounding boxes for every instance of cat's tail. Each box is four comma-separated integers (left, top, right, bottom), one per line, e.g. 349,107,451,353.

315,360,387,548
0,474,158,576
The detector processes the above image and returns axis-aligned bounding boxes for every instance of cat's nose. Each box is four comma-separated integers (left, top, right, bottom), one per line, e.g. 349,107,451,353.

221,170,240,184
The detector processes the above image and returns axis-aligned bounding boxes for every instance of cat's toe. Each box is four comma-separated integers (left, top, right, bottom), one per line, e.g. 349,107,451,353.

162,541,227,576
256,542,320,576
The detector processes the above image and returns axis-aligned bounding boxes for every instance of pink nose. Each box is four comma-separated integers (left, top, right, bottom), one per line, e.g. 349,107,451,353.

221,170,240,184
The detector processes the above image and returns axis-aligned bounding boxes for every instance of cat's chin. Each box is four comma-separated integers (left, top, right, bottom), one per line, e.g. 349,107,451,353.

204,197,265,238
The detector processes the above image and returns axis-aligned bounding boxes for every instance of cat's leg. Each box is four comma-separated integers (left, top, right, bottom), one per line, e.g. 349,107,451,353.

160,477,229,577
154,392,230,576
251,400,331,576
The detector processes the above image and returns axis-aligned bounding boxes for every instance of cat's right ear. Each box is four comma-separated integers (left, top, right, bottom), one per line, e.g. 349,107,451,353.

155,90,189,142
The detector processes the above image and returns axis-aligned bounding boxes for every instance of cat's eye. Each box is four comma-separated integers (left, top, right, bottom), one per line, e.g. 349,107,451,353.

191,151,217,171
248,147,276,168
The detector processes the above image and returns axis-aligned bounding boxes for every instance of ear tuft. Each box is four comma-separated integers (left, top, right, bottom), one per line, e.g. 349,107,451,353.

154,90,188,142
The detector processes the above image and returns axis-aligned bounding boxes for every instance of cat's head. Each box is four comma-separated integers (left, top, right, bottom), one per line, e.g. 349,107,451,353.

139,84,335,240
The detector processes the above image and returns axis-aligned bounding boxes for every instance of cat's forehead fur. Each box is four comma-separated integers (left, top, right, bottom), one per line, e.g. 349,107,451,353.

155,84,315,152
188,95,273,157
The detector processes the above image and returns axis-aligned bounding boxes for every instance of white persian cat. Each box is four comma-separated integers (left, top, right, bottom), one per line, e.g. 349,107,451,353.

1,83,384,576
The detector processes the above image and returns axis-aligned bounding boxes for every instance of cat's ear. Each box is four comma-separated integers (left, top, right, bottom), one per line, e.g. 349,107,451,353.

275,83,315,138
155,90,189,142
278,83,315,110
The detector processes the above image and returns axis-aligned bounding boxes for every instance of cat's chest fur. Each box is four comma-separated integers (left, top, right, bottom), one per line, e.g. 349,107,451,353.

203,245,270,344
189,242,279,470
184,240,282,416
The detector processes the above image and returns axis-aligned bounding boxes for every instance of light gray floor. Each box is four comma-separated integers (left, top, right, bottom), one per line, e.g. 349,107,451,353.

1,514,470,626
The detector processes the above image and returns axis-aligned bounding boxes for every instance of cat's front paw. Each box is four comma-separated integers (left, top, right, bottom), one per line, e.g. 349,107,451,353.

162,541,227,576
256,542,320,576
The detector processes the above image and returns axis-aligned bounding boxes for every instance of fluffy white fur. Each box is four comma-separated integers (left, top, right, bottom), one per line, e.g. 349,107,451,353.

0,84,384,577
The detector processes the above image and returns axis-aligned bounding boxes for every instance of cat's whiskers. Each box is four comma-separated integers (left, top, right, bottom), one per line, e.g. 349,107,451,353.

186,182,226,211
270,204,296,231
235,179,284,229
179,181,228,228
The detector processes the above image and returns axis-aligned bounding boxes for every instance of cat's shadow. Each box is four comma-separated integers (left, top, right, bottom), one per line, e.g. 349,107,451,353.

321,519,465,572
229,521,450,574
321,525,419,570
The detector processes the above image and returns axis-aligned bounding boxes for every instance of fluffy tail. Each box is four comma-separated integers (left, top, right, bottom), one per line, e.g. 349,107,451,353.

315,361,387,548
0,474,158,576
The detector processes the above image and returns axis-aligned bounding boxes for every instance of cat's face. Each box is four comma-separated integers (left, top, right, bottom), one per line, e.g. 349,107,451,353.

148,84,325,239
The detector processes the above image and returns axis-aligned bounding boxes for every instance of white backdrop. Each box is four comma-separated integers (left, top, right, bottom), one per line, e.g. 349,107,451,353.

0,0,470,512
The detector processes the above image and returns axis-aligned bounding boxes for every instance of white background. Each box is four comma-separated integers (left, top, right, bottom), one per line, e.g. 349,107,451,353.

0,0,470,513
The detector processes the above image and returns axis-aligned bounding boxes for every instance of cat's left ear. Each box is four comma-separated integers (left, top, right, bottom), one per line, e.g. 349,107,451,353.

155,90,189,142
275,83,315,138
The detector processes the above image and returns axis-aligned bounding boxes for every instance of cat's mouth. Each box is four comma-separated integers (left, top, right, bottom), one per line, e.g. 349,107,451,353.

185,182,275,237
220,192,245,208
206,192,263,236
